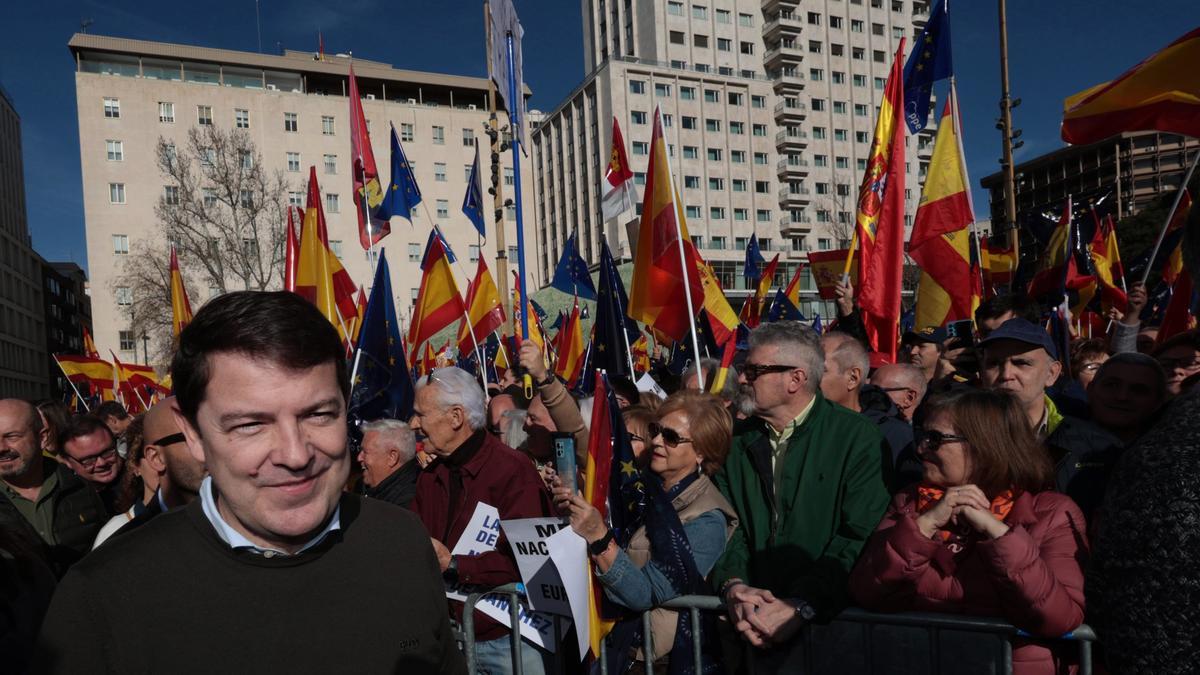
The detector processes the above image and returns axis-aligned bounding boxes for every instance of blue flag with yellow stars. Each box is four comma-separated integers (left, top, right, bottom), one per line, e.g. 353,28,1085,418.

592,239,637,380
767,286,806,322
605,372,645,548
902,0,953,133
348,250,415,422
462,145,487,238
419,227,457,268
744,233,766,281
550,234,597,300
375,124,423,222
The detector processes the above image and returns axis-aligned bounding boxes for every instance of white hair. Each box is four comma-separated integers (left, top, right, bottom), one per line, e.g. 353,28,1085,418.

415,367,487,430
748,321,825,393
360,418,417,462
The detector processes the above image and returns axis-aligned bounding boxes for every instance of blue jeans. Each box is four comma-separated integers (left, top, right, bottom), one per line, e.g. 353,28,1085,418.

472,635,547,675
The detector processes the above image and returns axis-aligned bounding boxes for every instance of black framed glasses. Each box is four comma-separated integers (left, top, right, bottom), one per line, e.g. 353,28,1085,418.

915,429,968,451
878,386,915,394
649,423,691,448
741,363,800,382
150,432,186,447
69,445,118,470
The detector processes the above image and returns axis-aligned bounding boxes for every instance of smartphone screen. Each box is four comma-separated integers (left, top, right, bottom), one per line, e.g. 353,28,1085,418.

553,433,578,494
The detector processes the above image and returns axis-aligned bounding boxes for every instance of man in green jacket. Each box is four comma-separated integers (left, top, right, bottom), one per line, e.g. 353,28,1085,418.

712,322,891,651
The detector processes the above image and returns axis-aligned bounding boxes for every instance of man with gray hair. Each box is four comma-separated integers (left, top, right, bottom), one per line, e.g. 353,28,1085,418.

358,419,419,509
869,363,928,422
409,367,552,674
712,321,890,663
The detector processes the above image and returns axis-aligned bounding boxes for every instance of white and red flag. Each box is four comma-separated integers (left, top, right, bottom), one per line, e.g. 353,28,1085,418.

600,116,637,221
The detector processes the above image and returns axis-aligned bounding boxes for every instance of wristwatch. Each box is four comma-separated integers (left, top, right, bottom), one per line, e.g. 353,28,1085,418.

793,599,816,621
588,529,615,556
442,556,460,585
537,372,557,388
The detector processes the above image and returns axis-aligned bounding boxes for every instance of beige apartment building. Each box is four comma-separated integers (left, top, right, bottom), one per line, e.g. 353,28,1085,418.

534,0,934,315
70,34,538,367
0,85,49,398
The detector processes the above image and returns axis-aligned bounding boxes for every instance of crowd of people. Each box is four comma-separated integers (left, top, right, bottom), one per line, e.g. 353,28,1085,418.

2,238,1199,673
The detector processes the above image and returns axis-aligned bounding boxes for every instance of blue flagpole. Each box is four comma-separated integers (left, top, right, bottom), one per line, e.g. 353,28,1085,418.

505,31,533,398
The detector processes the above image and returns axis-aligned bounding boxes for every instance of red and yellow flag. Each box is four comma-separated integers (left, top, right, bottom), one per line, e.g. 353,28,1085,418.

511,273,546,351
628,106,705,342
630,334,650,373
284,205,301,293
1163,191,1193,286
81,327,99,358
296,167,359,340
854,39,907,361
808,249,857,300
1090,214,1127,312
169,246,193,339
696,260,740,346
1027,199,1074,300
738,254,780,329
408,232,465,361
55,354,114,391
554,300,586,388
1062,28,1200,145
583,375,618,656
910,100,977,329
457,258,506,355
348,64,389,249
981,238,1017,294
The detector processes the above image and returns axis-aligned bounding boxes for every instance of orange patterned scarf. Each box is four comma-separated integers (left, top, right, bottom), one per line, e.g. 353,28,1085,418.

916,484,1015,573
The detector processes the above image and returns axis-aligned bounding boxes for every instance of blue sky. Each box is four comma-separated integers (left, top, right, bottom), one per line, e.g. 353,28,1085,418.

1,0,1194,272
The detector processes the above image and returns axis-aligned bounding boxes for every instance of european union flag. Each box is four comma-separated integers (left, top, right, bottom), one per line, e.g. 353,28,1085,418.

550,234,597,300
902,0,953,133
766,287,806,322
348,250,415,423
592,240,638,379
463,145,487,238
604,373,645,547
744,233,766,280
375,124,423,222
811,313,824,335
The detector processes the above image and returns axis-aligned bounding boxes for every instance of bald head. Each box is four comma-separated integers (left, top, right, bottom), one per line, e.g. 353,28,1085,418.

143,398,181,449
0,399,46,484
870,363,927,421
141,397,205,506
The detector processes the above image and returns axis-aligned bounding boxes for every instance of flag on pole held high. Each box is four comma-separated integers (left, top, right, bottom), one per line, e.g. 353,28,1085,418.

909,100,977,329
407,230,466,361
767,264,806,322
853,38,907,361
738,254,779,329
601,117,637,221
284,205,301,292
592,239,638,379
348,65,388,249
81,327,99,358
743,233,766,281
554,299,586,389
696,260,741,347
295,167,359,341
1090,213,1127,312
1161,191,1193,286
550,233,597,300
628,105,705,343
1062,28,1200,144
1027,199,1074,302
457,257,506,356
169,246,193,339
488,0,526,145
901,0,952,133
349,250,415,422
463,145,487,238
375,124,423,223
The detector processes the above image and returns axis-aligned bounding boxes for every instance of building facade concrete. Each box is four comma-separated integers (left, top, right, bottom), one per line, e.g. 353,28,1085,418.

534,0,934,315
0,85,49,399
41,261,93,398
71,34,539,367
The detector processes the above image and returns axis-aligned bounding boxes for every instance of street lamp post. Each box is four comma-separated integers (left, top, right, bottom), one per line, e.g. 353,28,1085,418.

141,333,150,365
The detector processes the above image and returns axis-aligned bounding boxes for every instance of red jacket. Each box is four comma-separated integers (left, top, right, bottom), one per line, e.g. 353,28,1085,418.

848,488,1088,675
411,431,552,641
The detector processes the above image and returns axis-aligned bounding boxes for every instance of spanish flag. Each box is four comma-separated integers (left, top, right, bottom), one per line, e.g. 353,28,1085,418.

738,254,780,329
981,238,1017,293
1027,199,1074,301
910,99,977,329
1062,28,1200,145
582,375,619,657
628,105,705,342
457,258,506,356
81,327,99,358
1163,191,1193,286
554,299,586,388
808,249,858,299
511,273,546,351
169,246,193,339
348,64,389,249
854,39,907,361
284,205,301,293
296,167,359,340
55,354,115,392
696,260,741,346
407,230,465,362
1090,213,1127,312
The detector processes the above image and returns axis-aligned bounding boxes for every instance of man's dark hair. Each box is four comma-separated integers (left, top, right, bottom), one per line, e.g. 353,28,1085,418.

171,291,349,427
60,414,114,455
93,400,129,421
975,293,1041,325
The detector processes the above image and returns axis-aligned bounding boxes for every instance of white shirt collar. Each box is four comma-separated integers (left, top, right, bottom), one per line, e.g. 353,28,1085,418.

199,476,341,557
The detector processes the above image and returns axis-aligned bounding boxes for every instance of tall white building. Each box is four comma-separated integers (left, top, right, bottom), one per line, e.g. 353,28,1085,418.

534,0,933,313
70,34,538,367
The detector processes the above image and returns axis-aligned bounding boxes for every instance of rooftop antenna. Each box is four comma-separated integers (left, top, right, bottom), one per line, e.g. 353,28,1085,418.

80,18,94,33
255,0,263,52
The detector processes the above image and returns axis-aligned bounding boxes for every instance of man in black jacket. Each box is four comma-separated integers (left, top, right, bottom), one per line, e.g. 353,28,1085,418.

35,292,465,674
359,418,420,508
0,399,106,576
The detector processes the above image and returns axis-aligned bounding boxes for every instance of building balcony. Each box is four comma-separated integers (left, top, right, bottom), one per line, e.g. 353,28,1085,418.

779,217,813,235
775,130,809,150
764,42,805,70
763,14,804,42
774,100,808,122
778,187,812,206
761,0,801,18
769,68,806,93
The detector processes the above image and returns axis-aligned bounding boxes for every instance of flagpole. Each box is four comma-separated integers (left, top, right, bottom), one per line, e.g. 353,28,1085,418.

950,78,987,305
655,106,705,389
1139,148,1199,287
53,355,92,413
503,30,536,399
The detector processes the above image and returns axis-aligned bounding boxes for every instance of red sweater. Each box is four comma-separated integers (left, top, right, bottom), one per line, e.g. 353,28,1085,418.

412,431,552,641
849,488,1088,675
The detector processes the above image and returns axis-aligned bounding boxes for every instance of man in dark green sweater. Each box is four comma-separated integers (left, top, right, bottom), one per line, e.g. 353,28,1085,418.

35,291,465,674
712,321,891,657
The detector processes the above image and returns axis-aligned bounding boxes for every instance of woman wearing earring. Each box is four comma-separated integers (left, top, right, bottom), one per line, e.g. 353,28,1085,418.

848,388,1088,675
554,390,739,673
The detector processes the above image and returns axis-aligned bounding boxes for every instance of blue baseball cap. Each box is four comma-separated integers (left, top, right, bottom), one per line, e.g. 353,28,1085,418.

979,318,1059,360
902,326,948,345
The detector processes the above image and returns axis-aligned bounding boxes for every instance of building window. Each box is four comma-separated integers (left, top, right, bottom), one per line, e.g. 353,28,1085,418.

717,38,732,52
468,245,480,262
875,77,886,90
669,31,685,45
739,12,755,26
684,175,700,189
854,103,869,117
856,131,870,143
810,68,824,81
240,150,253,169
667,1,683,15
680,86,696,100
830,16,843,28
322,115,335,135
434,162,447,181
325,193,339,213
240,190,254,207
854,74,868,87
284,112,298,132
103,97,120,118
704,89,720,103
685,205,702,219
731,150,746,163
164,185,180,205
756,180,770,193
833,71,846,84
683,146,699,159
833,101,848,114
692,4,707,19
109,183,125,204
235,108,250,129
119,331,136,352
740,41,755,55
681,116,697,130
734,208,748,221
504,167,514,186
836,156,850,169
705,119,721,132
728,92,744,106
707,177,724,190
112,234,129,255
708,207,725,220
757,209,771,222
398,123,414,142
874,49,886,63
432,126,445,144
752,124,768,137
632,141,649,155
437,199,449,219
851,19,864,32
654,83,672,98
631,110,647,125
204,188,218,207
814,154,829,167
693,34,708,48
463,128,475,147
853,47,865,60
808,40,823,54
811,99,826,112
408,243,421,262
835,129,848,141
831,43,845,57
732,179,747,192
287,191,302,207
754,152,768,165
729,121,744,135
195,105,212,126
287,152,300,172
324,154,337,174
159,102,174,123
872,22,885,36
807,12,821,25
706,148,722,161
105,140,123,161
813,127,827,140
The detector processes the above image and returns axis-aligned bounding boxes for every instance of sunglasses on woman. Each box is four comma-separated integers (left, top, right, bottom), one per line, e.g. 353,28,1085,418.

914,429,968,451
648,422,692,448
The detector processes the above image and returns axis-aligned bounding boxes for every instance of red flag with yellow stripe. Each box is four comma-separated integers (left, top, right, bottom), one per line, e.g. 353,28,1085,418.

553,299,586,388
169,246,193,339
407,232,465,362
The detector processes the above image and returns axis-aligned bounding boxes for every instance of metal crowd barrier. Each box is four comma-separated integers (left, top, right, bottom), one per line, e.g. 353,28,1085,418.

455,586,1097,675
